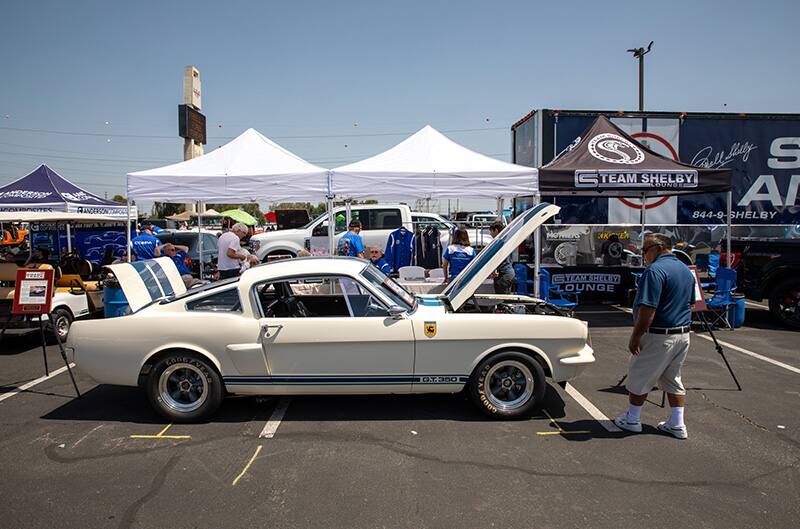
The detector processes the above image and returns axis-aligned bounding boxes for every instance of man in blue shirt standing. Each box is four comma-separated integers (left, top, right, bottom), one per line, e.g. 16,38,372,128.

337,220,365,258
614,233,696,440
131,223,163,260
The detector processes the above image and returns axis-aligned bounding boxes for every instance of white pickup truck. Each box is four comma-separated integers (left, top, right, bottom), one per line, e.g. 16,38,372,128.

250,204,490,261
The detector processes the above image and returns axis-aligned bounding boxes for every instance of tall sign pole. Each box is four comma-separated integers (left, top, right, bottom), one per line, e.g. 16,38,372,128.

627,41,653,112
181,66,205,213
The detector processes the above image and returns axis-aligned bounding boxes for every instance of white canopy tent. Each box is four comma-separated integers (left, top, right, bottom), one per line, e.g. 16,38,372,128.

127,128,328,203
126,128,332,274
330,125,539,200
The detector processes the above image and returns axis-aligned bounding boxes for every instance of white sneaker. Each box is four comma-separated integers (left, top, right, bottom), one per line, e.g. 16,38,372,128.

613,414,642,433
657,421,688,440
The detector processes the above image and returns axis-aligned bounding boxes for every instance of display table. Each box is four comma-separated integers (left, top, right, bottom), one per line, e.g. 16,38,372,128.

398,279,494,295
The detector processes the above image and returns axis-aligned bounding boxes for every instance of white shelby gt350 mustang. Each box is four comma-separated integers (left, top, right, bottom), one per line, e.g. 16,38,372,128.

68,203,594,422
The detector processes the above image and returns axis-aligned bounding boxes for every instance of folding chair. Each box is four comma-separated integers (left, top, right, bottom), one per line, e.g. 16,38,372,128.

514,264,535,296
398,266,425,281
539,268,579,316
704,267,737,329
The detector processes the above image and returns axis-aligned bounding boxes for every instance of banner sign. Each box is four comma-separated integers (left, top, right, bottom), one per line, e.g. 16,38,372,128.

546,114,800,225
547,265,634,302
679,118,799,225
12,268,54,315
575,170,698,189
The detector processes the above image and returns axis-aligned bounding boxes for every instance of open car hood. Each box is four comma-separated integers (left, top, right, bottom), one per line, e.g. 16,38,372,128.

109,257,187,312
442,203,559,311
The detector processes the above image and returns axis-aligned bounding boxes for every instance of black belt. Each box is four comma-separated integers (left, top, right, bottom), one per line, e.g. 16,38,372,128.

647,326,690,335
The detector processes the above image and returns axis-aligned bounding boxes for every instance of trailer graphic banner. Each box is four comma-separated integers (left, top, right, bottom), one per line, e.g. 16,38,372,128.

678,118,799,225
546,114,799,225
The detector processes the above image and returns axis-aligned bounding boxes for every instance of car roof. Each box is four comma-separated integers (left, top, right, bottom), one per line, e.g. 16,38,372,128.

238,256,368,290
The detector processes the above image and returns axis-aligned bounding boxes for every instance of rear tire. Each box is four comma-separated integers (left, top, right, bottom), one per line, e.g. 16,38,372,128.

146,351,224,423
768,278,800,330
469,351,546,419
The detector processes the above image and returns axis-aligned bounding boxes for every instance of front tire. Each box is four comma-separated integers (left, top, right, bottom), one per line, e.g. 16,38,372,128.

48,308,73,342
469,351,546,419
146,352,223,423
768,278,800,330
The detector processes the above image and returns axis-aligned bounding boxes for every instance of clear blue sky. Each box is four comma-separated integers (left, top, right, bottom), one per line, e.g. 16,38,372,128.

1,0,797,212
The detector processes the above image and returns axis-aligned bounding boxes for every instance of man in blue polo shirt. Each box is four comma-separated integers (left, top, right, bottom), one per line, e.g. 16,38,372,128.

131,223,163,260
614,233,696,440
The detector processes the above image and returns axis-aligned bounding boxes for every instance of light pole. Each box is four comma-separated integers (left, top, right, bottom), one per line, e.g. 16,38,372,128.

627,41,653,111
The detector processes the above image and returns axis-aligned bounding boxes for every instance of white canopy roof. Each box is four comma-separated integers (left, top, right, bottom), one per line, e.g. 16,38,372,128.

330,125,538,199
127,128,329,203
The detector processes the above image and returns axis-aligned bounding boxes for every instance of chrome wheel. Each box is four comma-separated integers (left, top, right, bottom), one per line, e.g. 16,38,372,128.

158,363,209,413
55,315,70,339
483,360,534,411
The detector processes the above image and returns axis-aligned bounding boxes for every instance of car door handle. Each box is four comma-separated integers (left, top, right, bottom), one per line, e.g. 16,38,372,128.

262,325,283,338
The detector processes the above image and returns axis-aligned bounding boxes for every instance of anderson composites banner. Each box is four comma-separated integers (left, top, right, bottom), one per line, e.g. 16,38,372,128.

549,115,799,225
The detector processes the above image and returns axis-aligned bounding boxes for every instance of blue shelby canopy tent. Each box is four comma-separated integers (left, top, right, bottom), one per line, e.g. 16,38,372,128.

0,164,135,218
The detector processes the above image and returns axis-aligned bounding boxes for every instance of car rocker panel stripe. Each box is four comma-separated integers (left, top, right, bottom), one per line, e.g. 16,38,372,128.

223,374,470,385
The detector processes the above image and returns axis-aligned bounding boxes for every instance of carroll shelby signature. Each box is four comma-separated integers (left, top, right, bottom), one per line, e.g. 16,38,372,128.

690,141,758,168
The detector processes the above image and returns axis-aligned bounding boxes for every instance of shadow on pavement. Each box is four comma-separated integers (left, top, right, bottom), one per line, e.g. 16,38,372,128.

39,383,569,425
280,383,567,422
575,305,632,328
40,385,276,425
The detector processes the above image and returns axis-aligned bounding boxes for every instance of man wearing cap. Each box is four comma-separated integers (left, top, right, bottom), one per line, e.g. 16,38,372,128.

131,223,163,261
614,233,696,439
217,222,249,280
337,220,365,258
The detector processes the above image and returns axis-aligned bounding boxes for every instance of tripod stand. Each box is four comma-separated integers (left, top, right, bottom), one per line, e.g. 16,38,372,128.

613,314,743,397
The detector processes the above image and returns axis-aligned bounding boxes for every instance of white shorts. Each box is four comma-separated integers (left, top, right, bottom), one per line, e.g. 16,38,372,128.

626,332,690,396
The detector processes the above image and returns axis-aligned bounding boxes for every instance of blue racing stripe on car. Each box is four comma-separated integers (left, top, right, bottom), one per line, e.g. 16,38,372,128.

223,375,468,385
131,261,164,299
146,260,175,297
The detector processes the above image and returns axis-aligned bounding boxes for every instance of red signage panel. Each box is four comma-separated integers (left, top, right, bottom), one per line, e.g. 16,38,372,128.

12,268,54,315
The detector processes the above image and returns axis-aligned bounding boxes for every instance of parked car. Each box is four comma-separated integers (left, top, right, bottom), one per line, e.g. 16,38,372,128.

732,238,800,329
250,204,452,260
156,231,219,277
68,203,594,422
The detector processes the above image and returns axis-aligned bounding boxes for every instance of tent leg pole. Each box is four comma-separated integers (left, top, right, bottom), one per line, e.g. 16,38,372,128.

327,197,335,255
533,193,541,298
197,202,203,280
727,191,732,268
345,199,352,228
66,224,72,254
326,171,335,255
126,199,132,262
640,192,646,246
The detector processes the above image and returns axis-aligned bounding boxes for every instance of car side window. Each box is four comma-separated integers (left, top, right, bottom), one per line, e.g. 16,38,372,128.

186,288,242,312
413,215,448,230
370,209,402,230
254,275,388,318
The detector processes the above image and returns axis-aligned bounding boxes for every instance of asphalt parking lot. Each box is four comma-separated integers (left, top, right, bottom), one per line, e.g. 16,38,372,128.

1,304,798,529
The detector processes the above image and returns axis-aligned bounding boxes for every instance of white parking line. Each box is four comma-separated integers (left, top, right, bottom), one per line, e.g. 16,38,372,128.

0,364,76,404
744,300,768,309
564,383,621,432
692,334,800,375
259,397,291,438
612,305,800,375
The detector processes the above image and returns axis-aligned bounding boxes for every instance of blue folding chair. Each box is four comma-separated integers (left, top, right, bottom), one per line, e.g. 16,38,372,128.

704,266,737,328
539,268,579,316
514,264,534,296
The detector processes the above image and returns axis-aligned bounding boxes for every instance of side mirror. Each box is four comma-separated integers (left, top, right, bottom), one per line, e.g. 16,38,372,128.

387,305,406,319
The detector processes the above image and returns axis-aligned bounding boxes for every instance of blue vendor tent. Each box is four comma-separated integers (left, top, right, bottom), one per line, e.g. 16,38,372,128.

0,164,135,218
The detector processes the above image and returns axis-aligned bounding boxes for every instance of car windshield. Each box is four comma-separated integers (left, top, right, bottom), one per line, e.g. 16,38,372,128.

361,264,416,310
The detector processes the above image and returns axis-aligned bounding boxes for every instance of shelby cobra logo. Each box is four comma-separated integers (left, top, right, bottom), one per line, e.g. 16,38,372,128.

588,133,645,165
423,321,437,338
